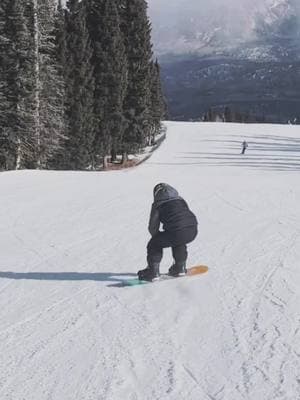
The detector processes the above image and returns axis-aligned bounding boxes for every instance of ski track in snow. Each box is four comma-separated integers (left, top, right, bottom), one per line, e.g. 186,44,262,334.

0,122,300,399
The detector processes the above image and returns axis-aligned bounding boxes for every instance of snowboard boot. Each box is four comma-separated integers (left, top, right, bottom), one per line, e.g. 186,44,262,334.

168,261,187,277
138,263,160,282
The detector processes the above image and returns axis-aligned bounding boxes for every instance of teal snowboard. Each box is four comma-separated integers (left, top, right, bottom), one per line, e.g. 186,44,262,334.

122,265,208,287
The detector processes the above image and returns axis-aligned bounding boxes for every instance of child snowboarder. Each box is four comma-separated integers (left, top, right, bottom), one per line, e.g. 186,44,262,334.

138,183,198,281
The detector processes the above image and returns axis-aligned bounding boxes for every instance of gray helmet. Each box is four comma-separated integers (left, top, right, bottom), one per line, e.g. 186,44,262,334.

153,183,179,202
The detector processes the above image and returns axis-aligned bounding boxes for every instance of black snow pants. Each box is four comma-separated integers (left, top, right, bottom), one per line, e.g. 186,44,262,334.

147,226,198,266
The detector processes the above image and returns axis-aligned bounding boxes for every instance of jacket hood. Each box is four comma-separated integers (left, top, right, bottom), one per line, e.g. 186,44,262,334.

153,183,180,204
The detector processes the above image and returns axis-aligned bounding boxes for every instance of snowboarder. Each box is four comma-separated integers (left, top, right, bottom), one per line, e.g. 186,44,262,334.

241,140,248,154
138,183,198,282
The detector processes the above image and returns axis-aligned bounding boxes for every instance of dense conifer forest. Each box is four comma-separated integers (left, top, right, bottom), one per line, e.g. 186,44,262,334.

0,0,166,170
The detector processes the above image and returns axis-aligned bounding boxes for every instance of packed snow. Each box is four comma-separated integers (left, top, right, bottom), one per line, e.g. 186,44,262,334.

0,122,300,400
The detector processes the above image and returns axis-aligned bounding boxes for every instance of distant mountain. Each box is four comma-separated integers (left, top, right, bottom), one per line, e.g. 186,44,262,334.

149,0,300,123
160,53,300,123
149,0,300,57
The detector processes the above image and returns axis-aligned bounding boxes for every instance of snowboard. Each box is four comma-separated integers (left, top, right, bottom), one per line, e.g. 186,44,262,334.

122,265,208,287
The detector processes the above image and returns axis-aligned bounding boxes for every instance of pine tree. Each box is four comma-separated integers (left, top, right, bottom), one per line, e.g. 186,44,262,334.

2,0,36,169
33,0,66,168
55,0,67,72
62,0,96,170
86,0,127,169
49,0,69,169
0,0,65,170
121,0,153,162
0,0,11,169
148,59,167,145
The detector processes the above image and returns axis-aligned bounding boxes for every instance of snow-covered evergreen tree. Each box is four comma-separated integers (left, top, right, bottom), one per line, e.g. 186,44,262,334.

86,0,127,169
1,0,36,169
33,0,66,168
55,0,67,72
148,60,167,145
0,0,165,171
121,0,153,162
61,0,95,170
0,0,65,170
0,0,12,169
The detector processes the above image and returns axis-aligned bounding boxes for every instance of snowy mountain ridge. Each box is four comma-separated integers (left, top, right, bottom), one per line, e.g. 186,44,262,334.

152,1,300,122
149,0,300,57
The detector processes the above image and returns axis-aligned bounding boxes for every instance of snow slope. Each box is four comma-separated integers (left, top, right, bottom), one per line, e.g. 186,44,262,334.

0,122,300,400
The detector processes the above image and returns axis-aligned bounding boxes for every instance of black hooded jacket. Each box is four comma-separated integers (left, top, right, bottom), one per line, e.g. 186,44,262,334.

148,183,198,236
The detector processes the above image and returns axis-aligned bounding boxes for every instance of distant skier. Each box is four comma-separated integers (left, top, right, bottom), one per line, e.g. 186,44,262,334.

138,183,198,282
241,140,248,155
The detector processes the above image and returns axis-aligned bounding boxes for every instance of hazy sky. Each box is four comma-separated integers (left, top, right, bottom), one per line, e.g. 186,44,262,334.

147,0,268,34
147,0,268,28
147,0,300,25
148,0,264,17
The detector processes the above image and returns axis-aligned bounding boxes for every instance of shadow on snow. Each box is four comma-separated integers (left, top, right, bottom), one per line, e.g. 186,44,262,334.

0,271,136,286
